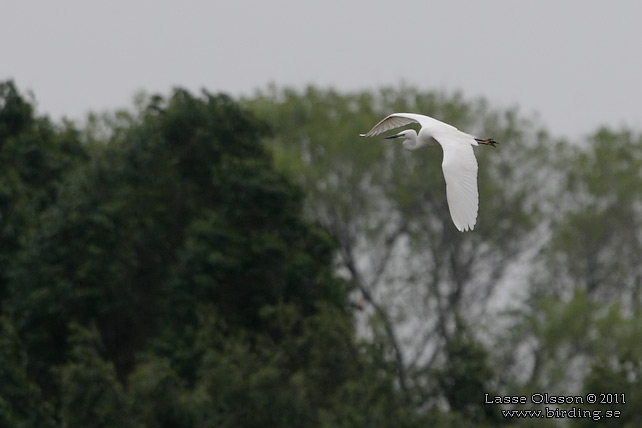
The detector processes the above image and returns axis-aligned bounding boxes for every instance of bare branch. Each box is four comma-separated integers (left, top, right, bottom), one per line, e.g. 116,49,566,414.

341,243,410,396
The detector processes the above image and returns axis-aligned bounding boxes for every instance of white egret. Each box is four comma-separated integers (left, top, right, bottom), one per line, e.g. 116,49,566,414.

360,113,497,232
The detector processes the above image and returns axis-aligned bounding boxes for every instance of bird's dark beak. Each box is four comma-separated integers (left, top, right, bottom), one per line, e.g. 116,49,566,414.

384,133,402,139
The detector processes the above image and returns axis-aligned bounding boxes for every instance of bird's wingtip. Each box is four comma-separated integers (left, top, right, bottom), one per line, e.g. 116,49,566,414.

359,133,367,137
455,222,476,232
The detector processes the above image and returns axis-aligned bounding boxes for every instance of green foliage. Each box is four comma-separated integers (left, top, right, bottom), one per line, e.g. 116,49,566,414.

543,128,642,299
127,357,192,428
5,79,642,428
8,87,344,385
1,82,423,427
0,316,55,428
60,324,129,428
0,81,33,143
0,80,86,308
437,332,499,423
245,85,546,426
501,125,642,427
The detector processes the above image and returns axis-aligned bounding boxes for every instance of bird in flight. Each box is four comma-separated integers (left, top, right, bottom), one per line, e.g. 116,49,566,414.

360,113,497,232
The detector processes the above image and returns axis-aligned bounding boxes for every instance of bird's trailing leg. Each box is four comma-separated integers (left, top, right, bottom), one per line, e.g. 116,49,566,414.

475,138,499,148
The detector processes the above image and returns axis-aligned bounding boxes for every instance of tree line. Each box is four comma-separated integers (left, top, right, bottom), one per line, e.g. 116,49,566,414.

1,80,641,427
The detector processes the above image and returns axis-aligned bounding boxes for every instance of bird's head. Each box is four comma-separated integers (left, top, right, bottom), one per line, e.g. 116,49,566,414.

384,129,418,151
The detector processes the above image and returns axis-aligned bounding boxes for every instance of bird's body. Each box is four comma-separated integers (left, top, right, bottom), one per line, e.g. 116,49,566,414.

360,113,497,232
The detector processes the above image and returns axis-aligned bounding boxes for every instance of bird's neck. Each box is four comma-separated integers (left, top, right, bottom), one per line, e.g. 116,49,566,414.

403,133,428,151
403,139,419,151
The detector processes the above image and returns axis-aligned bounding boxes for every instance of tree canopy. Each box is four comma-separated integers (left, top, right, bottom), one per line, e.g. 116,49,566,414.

1,80,642,427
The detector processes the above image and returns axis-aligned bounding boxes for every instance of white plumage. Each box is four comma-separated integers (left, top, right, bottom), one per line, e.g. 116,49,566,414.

360,113,497,232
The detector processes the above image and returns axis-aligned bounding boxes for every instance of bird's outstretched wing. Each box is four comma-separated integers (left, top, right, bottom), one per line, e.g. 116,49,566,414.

360,113,457,137
361,113,479,231
434,131,479,232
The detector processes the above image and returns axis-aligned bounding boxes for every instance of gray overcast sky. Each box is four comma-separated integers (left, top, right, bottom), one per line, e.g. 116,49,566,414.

3,0,642,138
